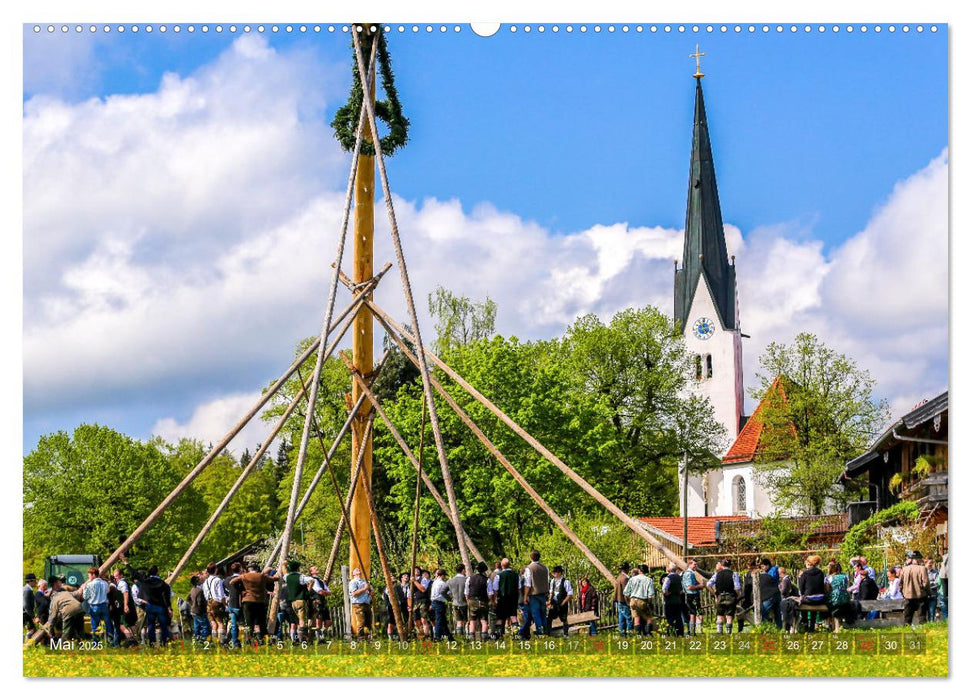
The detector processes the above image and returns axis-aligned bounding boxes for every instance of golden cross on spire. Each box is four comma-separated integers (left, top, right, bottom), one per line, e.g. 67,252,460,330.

690,44,706,79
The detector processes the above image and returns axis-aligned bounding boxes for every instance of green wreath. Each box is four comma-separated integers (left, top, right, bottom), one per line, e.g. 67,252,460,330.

331,28,410,157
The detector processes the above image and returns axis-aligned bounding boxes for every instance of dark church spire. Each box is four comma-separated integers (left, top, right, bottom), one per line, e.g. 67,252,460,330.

674,75,737,332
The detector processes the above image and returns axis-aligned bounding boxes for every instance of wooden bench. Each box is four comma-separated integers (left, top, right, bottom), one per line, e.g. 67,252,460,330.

858,599,909,628
548,610,598,634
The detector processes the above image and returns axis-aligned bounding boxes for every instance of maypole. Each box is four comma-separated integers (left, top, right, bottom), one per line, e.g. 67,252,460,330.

331,23,409,628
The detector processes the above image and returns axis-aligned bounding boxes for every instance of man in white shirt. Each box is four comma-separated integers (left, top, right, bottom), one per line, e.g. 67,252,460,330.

82,567,114,644
547,565,574,636
202,564,229,645
348,568,373,639
429,569,455,641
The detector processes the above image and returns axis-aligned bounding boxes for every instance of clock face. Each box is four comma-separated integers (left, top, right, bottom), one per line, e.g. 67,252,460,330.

693,317,715,340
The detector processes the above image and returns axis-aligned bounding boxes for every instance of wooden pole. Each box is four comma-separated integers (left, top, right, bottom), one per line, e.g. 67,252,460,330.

339,351,486,563
378,317,616,585
407,401,427,636
357,429,409,640
349,21,377,582
99,293,367,575
361,299,690,570
167,377,312,584
324,416,375,583
340,565,353,639
351,31,472,576
682,452,689,559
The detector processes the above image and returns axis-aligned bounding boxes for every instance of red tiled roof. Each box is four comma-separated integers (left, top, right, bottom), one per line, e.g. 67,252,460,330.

723,376,793,464
638,516,750,547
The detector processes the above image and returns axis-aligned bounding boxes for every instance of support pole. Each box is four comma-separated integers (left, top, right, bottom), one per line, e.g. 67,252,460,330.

407,401,427,636
682,451,689,559
349,20,377,582
378,317,616,585
323,416,375,582
351,31,472,575
362,299,689,570
357,430,409,640
100,293,368,576
341,565,353,640
339,351,485,563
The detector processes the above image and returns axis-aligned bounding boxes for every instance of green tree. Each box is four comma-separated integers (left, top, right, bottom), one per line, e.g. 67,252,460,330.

751,333,891,515
558,308,726,515
428,286,497,353
23,424,205,574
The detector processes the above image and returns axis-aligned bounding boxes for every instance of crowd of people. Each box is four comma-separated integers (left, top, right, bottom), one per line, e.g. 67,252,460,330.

22,547,948,647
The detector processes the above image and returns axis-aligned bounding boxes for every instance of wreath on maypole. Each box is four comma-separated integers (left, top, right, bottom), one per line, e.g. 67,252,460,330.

330,26,410,157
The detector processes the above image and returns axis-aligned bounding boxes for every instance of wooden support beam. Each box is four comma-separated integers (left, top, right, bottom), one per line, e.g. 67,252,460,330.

323,415,375,583
356,416,409,640
338,351,486,564
407,400,427,636
378,316,616,586
362,298,689,571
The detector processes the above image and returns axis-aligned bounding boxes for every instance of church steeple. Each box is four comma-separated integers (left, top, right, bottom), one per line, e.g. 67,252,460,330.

674,76,737,333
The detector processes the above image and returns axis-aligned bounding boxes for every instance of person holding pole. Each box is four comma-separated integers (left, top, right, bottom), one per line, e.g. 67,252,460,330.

348,568,373,639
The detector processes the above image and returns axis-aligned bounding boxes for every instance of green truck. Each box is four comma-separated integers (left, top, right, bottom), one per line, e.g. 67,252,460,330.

44,554,102,588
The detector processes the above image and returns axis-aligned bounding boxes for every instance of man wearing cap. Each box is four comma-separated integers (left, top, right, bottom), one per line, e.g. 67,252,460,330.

46,576,85,642
901,551,930,627
23,573,37,634
349,567,373,638
546,565,574,636
465,561,491,641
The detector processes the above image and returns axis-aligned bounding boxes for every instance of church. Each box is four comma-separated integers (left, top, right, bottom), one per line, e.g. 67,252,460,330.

672,62,790,519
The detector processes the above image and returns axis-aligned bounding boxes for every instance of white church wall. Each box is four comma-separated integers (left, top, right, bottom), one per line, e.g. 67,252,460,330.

684,276,742,445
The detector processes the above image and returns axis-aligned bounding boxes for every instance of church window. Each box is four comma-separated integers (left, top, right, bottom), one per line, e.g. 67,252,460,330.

695,355,702,381
706,354,713,379
733,476,747,514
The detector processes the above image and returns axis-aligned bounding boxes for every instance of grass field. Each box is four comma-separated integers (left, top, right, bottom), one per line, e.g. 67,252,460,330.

24,626,948,678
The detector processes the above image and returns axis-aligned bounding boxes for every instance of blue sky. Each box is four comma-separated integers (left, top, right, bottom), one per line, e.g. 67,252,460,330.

24,25,947,247
22,23,948,454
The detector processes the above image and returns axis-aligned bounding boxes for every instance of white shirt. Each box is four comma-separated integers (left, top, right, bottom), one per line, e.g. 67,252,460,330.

83,577,109,605
550,577,573,599
203,575,227,603
310,578,329,595
430,578,450,603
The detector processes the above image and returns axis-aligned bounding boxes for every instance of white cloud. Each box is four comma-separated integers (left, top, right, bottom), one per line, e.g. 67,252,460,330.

151,390,272,455
23,37,948,450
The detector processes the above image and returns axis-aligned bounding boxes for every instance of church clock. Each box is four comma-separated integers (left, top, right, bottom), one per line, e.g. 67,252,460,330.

692,317,715,340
